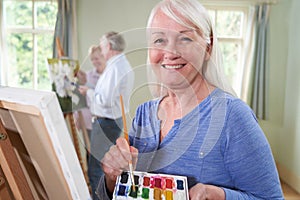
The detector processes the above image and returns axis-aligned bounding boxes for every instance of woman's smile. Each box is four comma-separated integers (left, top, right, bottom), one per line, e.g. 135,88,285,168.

161,64,186,69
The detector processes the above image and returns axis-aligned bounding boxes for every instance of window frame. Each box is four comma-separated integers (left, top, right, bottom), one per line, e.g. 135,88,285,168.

1,0,57,89
203,3,249,97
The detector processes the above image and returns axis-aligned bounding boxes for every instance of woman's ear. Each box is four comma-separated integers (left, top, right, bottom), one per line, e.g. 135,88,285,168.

205,34,213,61
205,43,211,61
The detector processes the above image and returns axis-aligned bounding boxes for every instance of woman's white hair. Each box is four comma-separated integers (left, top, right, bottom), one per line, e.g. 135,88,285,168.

146,0,236,97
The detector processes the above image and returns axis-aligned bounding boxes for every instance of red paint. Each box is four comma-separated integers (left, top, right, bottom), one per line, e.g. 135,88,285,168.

154,178,162,188
166,178,173,189
143,176,150,186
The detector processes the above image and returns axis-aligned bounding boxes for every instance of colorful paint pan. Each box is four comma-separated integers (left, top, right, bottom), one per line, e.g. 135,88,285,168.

112,171,189,200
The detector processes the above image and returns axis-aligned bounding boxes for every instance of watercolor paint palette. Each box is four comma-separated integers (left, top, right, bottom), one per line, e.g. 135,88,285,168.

112,171,189,200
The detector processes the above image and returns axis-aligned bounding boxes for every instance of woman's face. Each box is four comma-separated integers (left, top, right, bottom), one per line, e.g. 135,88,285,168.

91,51,105,74
148,9,209,90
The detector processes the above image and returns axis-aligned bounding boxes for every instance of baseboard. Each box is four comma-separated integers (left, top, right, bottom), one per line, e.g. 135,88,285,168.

277,162,300,194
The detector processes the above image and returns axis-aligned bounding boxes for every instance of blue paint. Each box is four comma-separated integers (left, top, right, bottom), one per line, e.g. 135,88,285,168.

176,180,184,190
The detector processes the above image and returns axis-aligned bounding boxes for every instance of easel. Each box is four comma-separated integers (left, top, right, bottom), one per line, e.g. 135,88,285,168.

0,87,92,199
64,112,90,182
56,37,90,189
0,119,34,199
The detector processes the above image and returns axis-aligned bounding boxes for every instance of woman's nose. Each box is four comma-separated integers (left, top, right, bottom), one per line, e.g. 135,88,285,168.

163,42,181,60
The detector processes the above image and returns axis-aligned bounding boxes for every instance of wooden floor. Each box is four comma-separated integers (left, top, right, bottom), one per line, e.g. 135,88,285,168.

282,181,300,200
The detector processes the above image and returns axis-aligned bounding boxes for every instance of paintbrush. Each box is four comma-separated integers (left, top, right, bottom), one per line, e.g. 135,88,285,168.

64,76,79,89
119,95,136,192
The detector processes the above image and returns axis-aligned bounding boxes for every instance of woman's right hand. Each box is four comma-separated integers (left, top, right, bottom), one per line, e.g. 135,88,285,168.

78,85,88,96
101,137,138,193
76,70,87,84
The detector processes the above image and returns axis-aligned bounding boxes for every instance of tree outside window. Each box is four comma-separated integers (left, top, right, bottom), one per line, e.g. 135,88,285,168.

207,7,247,97
2,2,247,97
2,0,57,90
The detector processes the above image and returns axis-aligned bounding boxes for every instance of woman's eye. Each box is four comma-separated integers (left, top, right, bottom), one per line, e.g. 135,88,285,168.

180,37,193,42
153,38,165,44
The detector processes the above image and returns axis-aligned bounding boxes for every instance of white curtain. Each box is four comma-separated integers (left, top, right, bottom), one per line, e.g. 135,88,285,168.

52,0,78,59
240,5,256,103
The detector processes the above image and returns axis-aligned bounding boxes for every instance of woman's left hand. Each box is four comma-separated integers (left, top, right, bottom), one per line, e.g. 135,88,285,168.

78,85,88,96
189,183,225,200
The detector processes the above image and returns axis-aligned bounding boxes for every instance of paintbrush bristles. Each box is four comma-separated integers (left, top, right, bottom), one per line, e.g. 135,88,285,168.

129,162,136,192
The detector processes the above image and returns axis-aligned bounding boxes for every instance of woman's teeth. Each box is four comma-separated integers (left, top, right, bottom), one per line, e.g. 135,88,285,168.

162,64,184,69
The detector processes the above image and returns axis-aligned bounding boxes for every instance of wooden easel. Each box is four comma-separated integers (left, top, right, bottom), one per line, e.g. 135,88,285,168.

77,111,91,152
0,88,92,199
0,119,34,199
56,37,90,188
64,112,89,183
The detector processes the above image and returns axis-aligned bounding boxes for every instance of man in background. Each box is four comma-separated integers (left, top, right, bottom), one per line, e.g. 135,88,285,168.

87,31,134,200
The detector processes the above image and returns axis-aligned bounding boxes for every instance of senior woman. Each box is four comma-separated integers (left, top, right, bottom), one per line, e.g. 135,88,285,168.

96,0,284,199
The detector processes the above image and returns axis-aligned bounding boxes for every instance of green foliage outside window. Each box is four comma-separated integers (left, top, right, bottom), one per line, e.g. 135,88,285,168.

216,11,243,38
37,33,55,90
3,0,57,90
7,33,33,88
36,1,58,28
3,2,244,94
5,1,32,27
219,42,239,85
208,9,244,90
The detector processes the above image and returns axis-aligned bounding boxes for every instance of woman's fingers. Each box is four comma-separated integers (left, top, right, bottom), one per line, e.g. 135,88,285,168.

130,146,139,169
101,136,139,192
101,137,138,174
116,137,133,161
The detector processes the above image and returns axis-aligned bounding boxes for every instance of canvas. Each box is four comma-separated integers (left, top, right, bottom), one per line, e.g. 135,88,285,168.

47,58,86,113
0,86,91,200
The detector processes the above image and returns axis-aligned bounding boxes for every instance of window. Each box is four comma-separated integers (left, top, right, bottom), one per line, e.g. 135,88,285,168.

1,0,57,90
1,1,249,96
205,4,248,97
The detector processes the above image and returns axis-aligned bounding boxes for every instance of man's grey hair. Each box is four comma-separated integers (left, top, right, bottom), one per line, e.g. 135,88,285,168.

104,31,126,52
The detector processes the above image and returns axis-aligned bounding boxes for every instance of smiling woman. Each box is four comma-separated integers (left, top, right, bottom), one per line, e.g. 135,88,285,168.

146,1,236,99
97,0,284,200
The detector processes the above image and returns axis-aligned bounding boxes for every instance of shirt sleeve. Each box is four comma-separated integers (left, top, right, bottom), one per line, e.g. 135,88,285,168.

86,88,95,105
221,100,284,199
95,175,112,200
94,67,119,108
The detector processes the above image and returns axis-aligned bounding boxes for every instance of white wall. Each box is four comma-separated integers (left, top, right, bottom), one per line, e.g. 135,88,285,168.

260,0,300,193
77,0,160,118
77,0,160,65
279,0,300,192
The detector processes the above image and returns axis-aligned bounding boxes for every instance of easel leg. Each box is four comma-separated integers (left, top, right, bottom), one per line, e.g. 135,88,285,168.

77,111,90,154
65,113,90,186
0,119,34,200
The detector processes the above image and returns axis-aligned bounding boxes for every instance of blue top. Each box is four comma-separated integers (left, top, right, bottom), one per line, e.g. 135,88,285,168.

96,88,284,199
